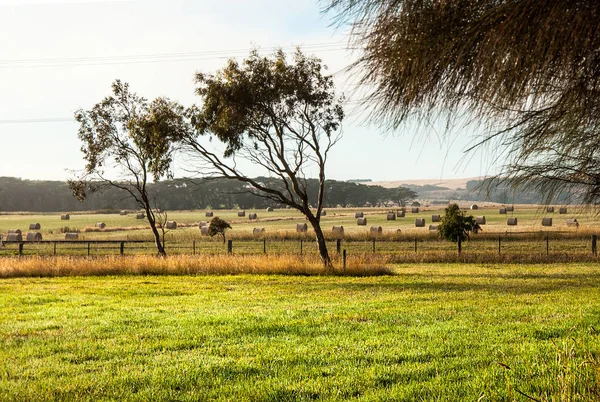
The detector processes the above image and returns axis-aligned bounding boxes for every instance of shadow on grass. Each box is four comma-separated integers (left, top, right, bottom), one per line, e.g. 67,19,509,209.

313,270,600,295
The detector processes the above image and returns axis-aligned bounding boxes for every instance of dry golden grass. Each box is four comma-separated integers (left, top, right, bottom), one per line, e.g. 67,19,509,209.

0,254,393,278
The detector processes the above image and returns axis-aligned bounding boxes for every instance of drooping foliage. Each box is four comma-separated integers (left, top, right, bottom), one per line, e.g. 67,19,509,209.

327,0,600,204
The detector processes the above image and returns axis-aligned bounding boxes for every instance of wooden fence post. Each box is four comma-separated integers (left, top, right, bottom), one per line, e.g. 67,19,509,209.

343,249,347,271
592,235,597,256
498,236,501,255
227,240,232,254
263,238,266,254
193,240,196,255
120,241,124,256
53,241,57,256
372,238,376,253
18,243,23,256
546,235,549,256
336,239,341,254
457,236,462,255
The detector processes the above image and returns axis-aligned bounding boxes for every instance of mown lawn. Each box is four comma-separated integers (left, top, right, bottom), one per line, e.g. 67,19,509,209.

1,264,599,401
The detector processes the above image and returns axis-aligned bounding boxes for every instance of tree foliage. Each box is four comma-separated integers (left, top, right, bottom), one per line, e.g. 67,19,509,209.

438,203,480,243
327,0,600,204
70,80,191,255
184,49,344,267
208,217,232,244
0,177,417,212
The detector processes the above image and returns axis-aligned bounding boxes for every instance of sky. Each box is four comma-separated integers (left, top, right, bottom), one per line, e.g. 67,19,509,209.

0,0,499,183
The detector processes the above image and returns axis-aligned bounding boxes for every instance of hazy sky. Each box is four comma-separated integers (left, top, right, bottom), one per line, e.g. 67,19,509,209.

0,0,498,182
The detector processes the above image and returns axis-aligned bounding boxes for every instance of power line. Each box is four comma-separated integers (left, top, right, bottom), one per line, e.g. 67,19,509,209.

0,118,73,124
0,41,351,69
0,98,362,125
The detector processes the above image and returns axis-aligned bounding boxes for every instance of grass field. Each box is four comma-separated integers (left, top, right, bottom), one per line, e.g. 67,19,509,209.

1,206,600,258
1,206,598,241
1,264,599,401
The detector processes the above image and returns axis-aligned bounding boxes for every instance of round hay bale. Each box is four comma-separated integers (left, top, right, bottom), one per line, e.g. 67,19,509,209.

386,212,396,221
546,207,555,213
95,222,106,229
566,218,579,227
470,204,479,210
296,223,308,233
559,207,568,214
507,217,518,226
476,216,486,225
6,233,23,242
8,229,22,235
506,206,515,212
321,210,327,217
199,221,208,228
369,226,382,237
248,213,258,220
429,225,439,231
29,223,41,230
26,232,42,242
205,211,214,217
499,208,507,214
411,207,419,213
396,211,405,218
253,228,265,236
332,226,344,238
65,233,79,240
166,221,177,230
238,211,246,217
136,213,145,219
542,217,553,227
200,226,210,235
431,214,441,222
415,218,425,227
357,217,367,226
354,212,364,218
266,207,274,212
60,214,70,220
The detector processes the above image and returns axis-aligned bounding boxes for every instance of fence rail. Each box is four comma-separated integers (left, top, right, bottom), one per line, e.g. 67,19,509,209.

1,235,598,257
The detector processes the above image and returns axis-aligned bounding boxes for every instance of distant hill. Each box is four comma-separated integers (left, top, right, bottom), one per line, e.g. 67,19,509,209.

369,177,483,191
369,177,575,205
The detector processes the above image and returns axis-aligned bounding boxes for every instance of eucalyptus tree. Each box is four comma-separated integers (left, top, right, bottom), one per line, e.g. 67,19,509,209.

70,80,191,255
183,49,344,267
328,0,600,204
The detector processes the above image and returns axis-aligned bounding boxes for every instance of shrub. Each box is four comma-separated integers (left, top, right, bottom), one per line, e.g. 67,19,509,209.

438,203,480,242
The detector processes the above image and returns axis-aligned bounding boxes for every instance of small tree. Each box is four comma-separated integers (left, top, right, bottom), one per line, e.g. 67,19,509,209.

208,217,231,244
69,80,191,256
392,186,417,207
438,204,480,243
183,49,344,268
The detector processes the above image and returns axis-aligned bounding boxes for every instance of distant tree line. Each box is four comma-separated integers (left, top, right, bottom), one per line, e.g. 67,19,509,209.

0,177,417,213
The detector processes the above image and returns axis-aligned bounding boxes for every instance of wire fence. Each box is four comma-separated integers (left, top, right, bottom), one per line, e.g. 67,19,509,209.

1,234,598,258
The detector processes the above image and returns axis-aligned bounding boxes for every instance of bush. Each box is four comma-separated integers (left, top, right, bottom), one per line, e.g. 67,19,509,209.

438,203,480,242
208,217,231,243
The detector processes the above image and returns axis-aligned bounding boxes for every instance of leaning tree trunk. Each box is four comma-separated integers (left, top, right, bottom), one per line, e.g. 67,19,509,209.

308,217,332,269
144,206,166,256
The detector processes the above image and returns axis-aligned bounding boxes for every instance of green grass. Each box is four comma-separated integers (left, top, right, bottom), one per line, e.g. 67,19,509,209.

1,264,599,401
